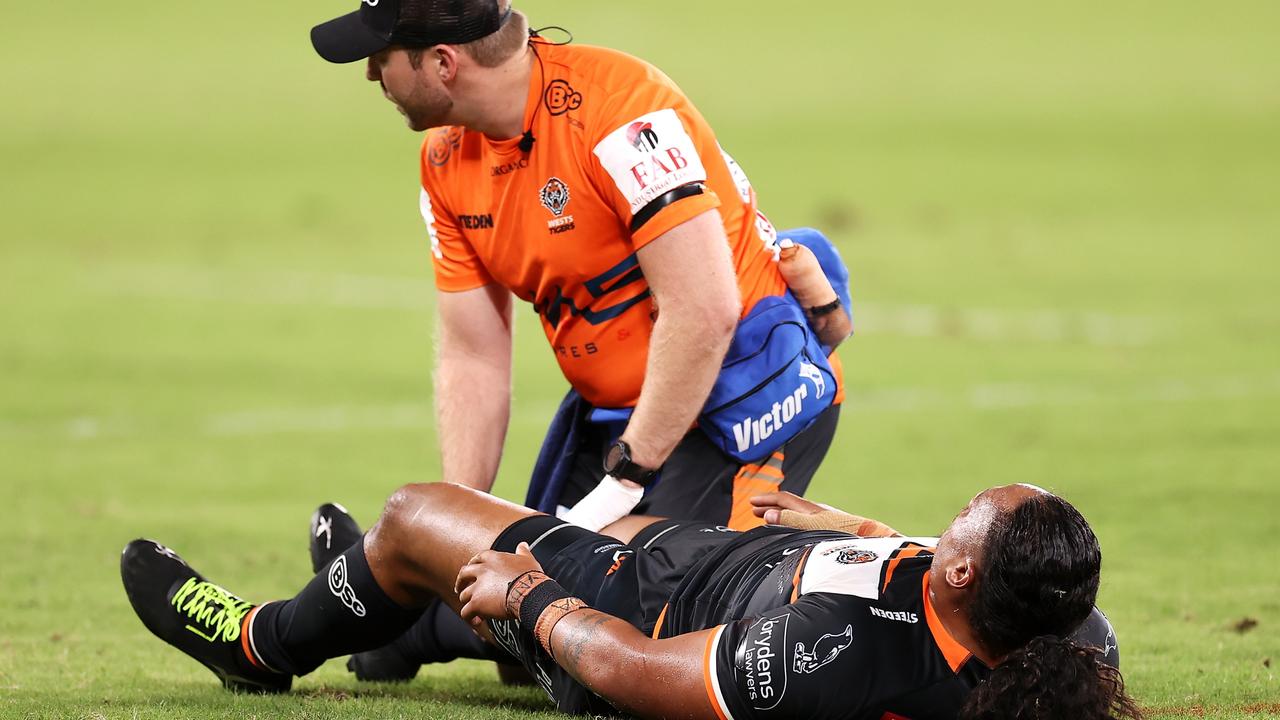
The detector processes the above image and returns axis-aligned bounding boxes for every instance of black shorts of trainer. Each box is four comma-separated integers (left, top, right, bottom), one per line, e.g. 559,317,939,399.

556,403,841,528
486,514,742,715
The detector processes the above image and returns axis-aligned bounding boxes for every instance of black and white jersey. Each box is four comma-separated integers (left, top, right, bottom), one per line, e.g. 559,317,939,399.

500,517,1117,718
656,528,989,720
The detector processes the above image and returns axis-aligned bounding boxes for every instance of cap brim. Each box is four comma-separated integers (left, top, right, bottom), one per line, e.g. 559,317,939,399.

311,11,391,64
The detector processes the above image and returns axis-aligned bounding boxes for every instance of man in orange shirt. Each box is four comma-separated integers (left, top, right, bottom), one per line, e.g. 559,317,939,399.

311,0,849,530
307,0,851,680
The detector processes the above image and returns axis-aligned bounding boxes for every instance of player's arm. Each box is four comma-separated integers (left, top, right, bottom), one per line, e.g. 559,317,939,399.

434,284,513,492
541,606,719,719
456,545,721,720
621,208,741,468
750,491,903,537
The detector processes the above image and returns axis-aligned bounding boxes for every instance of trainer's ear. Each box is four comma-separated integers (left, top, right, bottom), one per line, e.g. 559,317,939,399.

435,45,460,83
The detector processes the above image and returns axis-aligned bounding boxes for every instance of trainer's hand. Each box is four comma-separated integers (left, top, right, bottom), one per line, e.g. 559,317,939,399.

749,491,829,526
455,542,543,625
559,475,644,531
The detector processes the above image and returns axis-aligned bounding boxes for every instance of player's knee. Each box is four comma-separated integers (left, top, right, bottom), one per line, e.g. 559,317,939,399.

374,483,435,547
377,482,470,542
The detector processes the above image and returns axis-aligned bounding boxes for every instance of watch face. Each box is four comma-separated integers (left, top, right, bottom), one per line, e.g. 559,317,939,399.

604,443,626,474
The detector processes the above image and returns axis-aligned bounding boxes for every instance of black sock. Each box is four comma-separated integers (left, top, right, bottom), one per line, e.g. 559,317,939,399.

390,598,513,665
248,539,424,676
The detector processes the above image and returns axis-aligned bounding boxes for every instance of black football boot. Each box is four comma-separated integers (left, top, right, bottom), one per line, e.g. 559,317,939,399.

120,539,291,693
308,502,362,574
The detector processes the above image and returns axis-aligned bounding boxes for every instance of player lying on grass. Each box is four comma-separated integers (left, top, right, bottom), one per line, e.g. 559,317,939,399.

122,483,1139,719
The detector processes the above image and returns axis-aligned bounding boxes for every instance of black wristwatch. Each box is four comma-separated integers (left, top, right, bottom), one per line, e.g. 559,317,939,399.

603,440,659,486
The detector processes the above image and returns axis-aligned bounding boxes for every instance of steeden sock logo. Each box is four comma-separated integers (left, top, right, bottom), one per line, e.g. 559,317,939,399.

328,556,367,617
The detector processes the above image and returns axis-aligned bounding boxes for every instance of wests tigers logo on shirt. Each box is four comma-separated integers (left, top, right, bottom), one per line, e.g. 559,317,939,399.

820,544,878,565
836,548,878,565
539,177,571,216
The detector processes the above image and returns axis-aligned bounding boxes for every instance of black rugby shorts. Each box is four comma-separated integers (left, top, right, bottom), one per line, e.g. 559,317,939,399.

485,515,742,714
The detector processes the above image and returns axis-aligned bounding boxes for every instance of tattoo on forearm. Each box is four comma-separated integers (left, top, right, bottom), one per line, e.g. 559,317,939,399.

553,611,613,675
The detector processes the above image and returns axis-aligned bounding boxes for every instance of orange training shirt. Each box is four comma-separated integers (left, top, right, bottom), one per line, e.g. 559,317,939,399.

420,41,829,408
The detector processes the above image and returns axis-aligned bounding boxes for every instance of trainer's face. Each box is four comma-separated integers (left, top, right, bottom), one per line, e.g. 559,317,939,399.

367,47,453,131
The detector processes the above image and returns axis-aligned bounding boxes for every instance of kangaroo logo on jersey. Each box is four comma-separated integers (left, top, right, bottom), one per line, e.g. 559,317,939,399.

799,360,826,400
793,625,852,674
539,177,571,216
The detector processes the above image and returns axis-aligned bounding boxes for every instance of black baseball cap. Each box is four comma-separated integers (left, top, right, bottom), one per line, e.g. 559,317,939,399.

311,0,511,64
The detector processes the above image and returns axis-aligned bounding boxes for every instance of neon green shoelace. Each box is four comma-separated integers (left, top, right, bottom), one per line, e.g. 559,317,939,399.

171,577,253,643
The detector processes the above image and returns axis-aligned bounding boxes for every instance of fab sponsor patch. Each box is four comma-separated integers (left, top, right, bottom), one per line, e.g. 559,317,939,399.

593,108,708,215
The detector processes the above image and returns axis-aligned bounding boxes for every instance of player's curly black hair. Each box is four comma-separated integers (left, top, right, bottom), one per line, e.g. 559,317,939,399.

960,493,1142,720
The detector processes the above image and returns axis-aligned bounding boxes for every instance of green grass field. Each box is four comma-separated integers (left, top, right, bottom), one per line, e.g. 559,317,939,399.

2,0,1278,717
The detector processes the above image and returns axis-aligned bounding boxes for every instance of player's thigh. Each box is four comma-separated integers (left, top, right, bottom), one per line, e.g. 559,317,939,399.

601,514,665,544
366,482,539,606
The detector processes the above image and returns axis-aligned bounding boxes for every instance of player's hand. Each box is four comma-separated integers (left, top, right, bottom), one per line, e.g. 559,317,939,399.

749,491,830,526
455,542,543,625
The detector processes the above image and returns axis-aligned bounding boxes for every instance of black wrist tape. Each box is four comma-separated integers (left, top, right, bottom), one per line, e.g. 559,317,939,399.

806,298,842,318
518,578,572,632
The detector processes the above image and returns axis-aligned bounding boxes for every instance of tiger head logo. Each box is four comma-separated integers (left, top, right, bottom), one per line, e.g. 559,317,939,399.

539,177,570,217
836,548,878,565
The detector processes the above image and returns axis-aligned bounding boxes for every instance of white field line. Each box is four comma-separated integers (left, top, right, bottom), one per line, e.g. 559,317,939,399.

90,263,1170,346
6,372,1278,441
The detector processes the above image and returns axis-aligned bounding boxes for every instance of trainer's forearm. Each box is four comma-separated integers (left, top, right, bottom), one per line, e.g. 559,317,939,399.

434,349,510,492
621,304,736,468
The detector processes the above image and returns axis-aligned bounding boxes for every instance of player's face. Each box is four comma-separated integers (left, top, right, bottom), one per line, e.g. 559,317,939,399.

366,47,454,131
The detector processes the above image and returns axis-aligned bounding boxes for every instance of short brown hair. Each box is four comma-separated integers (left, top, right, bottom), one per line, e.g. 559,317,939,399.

459,5,528,68
406,4,528,69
